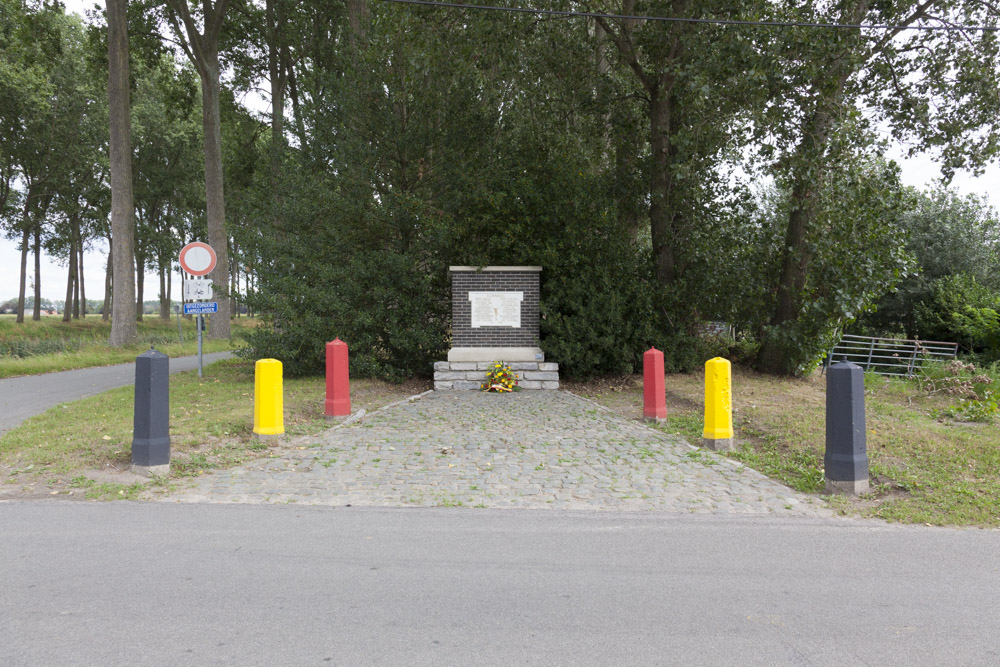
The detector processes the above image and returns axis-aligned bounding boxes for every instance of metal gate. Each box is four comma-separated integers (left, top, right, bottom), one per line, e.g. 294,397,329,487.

827,334,959,376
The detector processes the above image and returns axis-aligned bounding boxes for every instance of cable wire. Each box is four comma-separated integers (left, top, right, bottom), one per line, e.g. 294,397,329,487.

380,0,1000,33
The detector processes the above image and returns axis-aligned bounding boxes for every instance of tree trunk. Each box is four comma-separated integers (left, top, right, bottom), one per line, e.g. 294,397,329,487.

200,53,231,339
648,93,676,284
346,0,369,48
106,0,137,345
135,248,145,322
72,217,81,319
159,259,169,319
181,270,191,319
33,226,41,320
102,234,112,321
755,0,871,375
63,234,76,322
78,235,86,318
230,240,238,317
16,212,30,323
266,0,286,179
72,260,80,319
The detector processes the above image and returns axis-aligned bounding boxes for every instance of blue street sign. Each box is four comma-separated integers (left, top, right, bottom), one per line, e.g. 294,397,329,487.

183,301,218,315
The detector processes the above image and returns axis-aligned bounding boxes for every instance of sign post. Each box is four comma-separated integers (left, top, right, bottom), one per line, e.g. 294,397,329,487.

179,242,218,378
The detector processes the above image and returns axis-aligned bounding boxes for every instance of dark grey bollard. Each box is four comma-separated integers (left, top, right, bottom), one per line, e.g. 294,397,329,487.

132,347,170,476
825,361,869,495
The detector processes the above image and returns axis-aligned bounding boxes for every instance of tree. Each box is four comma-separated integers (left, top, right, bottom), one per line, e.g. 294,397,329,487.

163,0,232,339
756,0,1000,373
858,189,1000,337
737,151,912,374
594,1,769,296
107,0,137,345
130,53,203,320
1,0,62,323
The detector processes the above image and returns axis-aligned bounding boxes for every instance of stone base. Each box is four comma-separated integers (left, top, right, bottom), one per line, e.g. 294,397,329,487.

703,437,735,452
132,463,170,478
447,347,545,363
434,360,559,390
825,478,870,495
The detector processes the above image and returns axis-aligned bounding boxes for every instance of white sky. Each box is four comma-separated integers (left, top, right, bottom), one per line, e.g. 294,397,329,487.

2,1,997,302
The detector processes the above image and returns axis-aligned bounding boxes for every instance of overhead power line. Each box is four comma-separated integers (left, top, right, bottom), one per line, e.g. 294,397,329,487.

380,0,1000,33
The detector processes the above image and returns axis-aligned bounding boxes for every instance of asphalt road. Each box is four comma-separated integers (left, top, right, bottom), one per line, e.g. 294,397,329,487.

2,504,998,666
0,352,233,437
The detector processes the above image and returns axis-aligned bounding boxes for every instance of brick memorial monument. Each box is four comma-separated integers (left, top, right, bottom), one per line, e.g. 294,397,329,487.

434,266,559,390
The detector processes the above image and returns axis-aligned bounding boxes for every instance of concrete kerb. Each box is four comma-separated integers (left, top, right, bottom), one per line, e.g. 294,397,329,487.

284,390,436,451
325,408,367,426
132,463,170,478
326,389,433,430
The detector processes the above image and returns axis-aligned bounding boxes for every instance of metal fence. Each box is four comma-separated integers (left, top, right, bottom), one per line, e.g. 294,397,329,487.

827,334,959,376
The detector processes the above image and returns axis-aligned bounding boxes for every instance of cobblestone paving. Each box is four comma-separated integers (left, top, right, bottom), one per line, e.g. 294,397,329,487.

163,390,833,517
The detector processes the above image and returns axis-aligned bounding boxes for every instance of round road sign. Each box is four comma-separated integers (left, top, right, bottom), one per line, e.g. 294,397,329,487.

179,242,217,276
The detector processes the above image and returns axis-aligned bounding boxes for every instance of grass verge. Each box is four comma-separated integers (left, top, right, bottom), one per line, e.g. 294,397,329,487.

566,368,1000,528
0,317,256,378
0,358,430,500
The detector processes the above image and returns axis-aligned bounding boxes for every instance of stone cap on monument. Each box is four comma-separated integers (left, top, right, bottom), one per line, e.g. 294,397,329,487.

449,266,542,272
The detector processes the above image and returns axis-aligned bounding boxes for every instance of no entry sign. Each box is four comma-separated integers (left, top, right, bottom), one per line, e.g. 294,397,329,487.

179,242,217,276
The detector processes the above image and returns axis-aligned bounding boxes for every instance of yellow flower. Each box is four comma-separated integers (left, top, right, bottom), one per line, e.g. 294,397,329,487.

495,364,501,368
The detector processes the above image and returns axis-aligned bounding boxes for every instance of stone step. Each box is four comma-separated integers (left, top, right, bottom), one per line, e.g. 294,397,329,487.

433,361,559,391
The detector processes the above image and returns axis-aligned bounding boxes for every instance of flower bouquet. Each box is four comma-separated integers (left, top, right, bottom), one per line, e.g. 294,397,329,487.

481,361,520,392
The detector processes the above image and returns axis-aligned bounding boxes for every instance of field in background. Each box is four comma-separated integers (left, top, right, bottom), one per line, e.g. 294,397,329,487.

0,317,257,378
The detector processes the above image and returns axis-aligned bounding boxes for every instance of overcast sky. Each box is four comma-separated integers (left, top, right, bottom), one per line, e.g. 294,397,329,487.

2,1,997,302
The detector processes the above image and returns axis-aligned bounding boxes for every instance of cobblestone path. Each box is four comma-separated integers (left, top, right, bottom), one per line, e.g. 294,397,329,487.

163,390,833,517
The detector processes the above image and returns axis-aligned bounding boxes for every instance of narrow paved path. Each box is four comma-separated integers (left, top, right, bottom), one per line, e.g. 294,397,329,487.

0,351,232,437
166,390,833,517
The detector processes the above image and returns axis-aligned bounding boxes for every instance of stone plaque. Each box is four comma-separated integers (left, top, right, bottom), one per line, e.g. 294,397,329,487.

469,291,522,328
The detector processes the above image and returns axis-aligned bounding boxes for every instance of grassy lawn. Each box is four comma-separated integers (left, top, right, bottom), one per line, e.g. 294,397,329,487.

0,358,430,500
5,347,997,527
0,316,257,378
566,365,1000,528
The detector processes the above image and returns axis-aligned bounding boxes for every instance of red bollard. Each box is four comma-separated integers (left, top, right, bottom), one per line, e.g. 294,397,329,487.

325,338,351,417
643,347,667,422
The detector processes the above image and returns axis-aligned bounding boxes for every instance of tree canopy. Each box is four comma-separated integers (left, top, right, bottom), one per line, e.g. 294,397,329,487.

4,0,1000,375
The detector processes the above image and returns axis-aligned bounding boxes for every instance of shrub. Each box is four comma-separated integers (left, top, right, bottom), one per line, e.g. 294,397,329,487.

914,274,1000,360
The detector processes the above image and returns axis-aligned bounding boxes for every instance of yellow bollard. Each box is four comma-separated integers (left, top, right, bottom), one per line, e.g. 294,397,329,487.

703,357,734,451
253,359,284,438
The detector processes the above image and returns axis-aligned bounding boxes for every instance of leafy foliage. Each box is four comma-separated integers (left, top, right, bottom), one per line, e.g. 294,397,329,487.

747,152,912,374
913,275,1000,359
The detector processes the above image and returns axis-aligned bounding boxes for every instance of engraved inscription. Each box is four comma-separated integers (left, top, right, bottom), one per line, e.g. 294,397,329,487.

469,291,522,328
